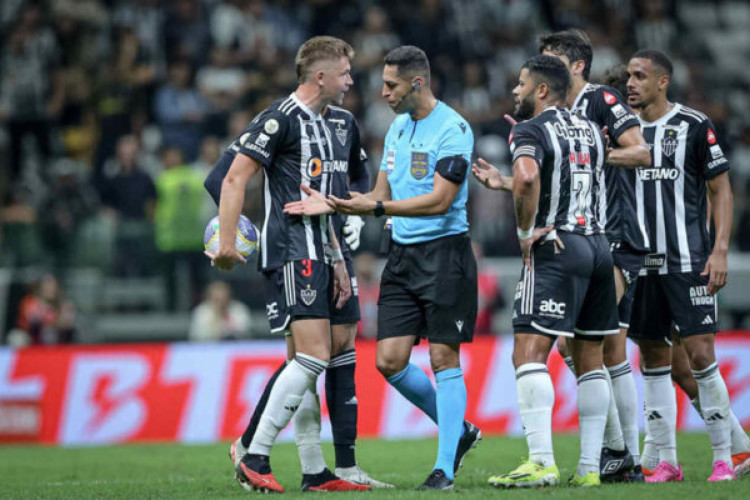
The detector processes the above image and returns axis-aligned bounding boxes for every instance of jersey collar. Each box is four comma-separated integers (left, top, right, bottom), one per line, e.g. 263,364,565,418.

571,82,594,110
291,92,322,120
638,102,681,127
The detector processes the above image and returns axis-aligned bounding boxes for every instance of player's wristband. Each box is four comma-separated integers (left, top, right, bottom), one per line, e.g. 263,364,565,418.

517,226,534,240
331,248,344,262
373,201,385,217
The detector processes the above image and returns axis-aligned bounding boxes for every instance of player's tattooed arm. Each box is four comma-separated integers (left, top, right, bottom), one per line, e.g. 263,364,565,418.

606,125,651,168
703,172,733,294
512,156,552,269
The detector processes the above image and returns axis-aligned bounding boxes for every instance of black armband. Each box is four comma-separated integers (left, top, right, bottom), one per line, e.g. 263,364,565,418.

435,155,469,184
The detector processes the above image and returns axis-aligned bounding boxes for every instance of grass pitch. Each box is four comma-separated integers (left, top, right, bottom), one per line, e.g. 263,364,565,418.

0,434,744,499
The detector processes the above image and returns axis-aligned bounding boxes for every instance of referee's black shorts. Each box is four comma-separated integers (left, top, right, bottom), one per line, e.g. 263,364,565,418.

377,233,477,344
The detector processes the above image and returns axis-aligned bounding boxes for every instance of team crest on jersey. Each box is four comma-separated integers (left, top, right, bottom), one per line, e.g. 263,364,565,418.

603,91,617,105
335,124,347,146
300,285,317,306
307,157,322,177
410,152,429,179
661,129,678,157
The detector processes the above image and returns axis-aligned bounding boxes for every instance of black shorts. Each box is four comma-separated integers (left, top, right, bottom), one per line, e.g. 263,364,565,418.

628,271,718,341
513,232,619,338
330,250,361,326
611,243,645,329
377,233,477,344
263,259,332,335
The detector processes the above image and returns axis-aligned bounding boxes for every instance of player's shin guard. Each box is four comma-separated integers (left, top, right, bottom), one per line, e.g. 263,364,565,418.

643,366,678,467
248,354,327,456
602,369,625,452
293,389,326,474
693,362,732,465
241,361,287,448
326,349,357,469
577,370,610,476
608,361,640,464
386,363,438,423
516,363,555,467
433,367,466,480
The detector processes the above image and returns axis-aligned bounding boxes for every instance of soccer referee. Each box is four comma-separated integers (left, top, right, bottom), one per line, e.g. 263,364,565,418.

327,45,481,490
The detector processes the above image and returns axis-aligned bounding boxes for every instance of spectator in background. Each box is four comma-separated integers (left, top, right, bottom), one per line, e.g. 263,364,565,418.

155,146,206,310
154,60,208,161
15,274,76,345
0,6,63,183
354,252,380,340
164,0,211,67
196,46,248,136
189,280,253,341
471,241,505,335
0,189,44,268
192,135,223,221
100,134,157,277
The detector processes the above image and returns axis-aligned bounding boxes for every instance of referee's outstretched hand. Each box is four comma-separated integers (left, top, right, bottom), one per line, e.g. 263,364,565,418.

284,184,335,215
328,192,376,216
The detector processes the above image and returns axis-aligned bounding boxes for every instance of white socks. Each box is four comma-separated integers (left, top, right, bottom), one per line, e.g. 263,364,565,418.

577,370,610,476
601,369,625,452
516,363,555,467
643,366,677,466
693,362,732,465
608,361,640,465
692,396,750,457
249,354,328,456
293,389,326,474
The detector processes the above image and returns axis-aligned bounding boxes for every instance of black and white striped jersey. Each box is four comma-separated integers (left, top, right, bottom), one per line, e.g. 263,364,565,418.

224,93,366,270
636,103,730,275
571,83,650,252
510,106,607,235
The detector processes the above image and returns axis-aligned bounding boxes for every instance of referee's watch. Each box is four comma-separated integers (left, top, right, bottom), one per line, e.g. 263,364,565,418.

373,201,386,217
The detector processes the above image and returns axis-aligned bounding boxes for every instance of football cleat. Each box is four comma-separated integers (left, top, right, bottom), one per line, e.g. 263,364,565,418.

301,468,370,492
236,454,284,493
488,460,560,488
335,464,394,489
642,465,655,477
599,446,635,483
568,472,601,487
707,461,736,482
416,469,454,491
623,464,646,482
229,437,247,468
645,461,683,483
454,421,482,474
732,452,750,479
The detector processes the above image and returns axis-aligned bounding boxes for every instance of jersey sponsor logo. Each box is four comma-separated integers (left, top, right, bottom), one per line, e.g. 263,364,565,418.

264,119,279,134
410,151,429,180
300,285,317,306
612,115,632,130
552,122,596,146
307,158,349,178
702,315,714,325
661,129,678,157
255,133,270,148
690,286,715,306
603,91,617,105
386,150,396,173
569,151,591,165
455,320,464,332
266,302,279,320
708,157,728,169
540,298,566,318
707,128,717,145
710,144,723,159
637,167,680,181
643,253,666,269
247,143,270,158
611,104,627,118
307,157,323,177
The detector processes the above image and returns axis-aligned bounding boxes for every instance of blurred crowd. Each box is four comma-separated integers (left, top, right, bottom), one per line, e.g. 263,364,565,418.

1,0,749,343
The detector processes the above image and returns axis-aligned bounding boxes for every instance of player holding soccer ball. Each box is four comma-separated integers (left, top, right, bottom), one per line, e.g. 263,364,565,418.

204,36,387,492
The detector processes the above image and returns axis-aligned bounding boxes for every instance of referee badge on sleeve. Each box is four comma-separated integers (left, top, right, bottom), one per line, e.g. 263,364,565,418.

411,151,429,179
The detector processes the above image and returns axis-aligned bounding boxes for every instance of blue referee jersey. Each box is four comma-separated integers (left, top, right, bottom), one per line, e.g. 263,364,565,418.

379,101,473,244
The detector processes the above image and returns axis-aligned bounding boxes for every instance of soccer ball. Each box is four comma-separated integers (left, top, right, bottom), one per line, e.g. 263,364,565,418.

204,215,259,258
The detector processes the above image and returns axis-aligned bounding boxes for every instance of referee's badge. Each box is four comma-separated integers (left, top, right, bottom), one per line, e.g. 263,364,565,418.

335,125,347,146
661,129,678,157
410,151,429,179
300,285,317,306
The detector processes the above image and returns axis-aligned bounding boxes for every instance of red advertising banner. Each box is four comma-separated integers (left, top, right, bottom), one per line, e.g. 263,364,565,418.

1,335,749,445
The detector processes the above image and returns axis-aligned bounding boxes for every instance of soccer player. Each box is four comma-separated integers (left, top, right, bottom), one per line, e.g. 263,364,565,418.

478,54,618,488
625,49,736,482
289,45,481,491
205,36,372,493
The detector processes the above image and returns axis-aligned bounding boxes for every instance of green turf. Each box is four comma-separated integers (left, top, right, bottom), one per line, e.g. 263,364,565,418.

0,433,743,499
